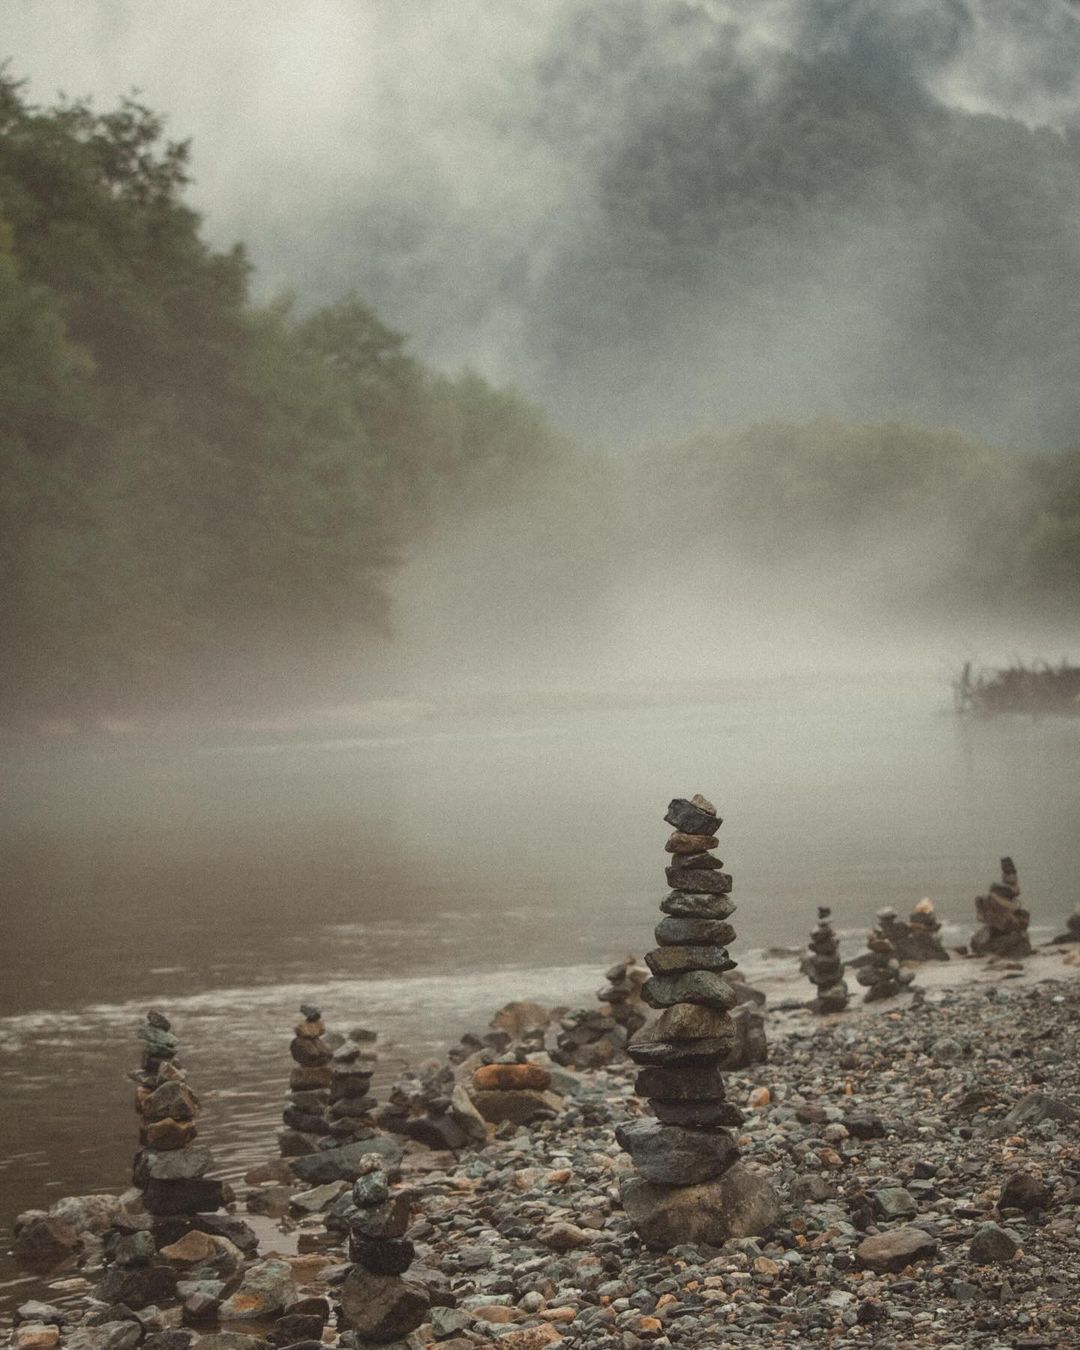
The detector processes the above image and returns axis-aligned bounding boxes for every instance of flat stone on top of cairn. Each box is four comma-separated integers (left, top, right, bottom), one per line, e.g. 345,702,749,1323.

971,856,1033,958
806,906,849,1012
854,921,916,1002
617,795,779,1251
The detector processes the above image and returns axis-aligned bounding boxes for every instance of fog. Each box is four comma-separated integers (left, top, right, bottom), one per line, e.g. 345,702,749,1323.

7,0,1080,448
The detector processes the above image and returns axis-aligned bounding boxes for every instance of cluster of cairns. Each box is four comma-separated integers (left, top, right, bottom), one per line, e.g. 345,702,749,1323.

279,1004,380,1158
972,856,1033,958
805,907,850,1012
335,1153,430,1345
376,1059,487,1152
615,795,779,1250
552,956,647,1070
876,898,950,962
855,920,916,1003
95,1013,258,1312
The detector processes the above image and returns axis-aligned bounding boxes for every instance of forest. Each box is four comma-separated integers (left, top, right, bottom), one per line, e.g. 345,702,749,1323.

1,74,1078,723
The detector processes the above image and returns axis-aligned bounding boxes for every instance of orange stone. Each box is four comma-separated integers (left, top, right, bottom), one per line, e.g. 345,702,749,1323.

747,1087,771,1109
142,1117,198,1149
472,1063,553,1092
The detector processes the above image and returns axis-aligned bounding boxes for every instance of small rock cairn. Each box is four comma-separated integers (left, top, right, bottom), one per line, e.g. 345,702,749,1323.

337,1153,430,1344
972,856,1033,958
328,1032,380,1147
97,1011,227,1308
1052,907,1080,944
616,795,778,1250
280,1003,333,1156
806,906,849,1012
855,923,915,1002
877,900,949,962
553,957,647,1069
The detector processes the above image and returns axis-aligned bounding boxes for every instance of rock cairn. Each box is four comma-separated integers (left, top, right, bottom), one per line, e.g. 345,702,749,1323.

806,906,850,1012
95,1011,232,1309
280,1003,333,1156
376,1060,487,1152
469,1056,559,1128
876,901,949,962
616,795,779,1250
972,857,1033,958
328,1032,380,1146
854,924,915,1002
336,1153,430,1344
552,956,647,1069
598,955,648,1036
1052,907,1080,944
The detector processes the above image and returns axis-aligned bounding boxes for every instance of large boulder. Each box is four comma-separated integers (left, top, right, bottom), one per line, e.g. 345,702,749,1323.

469,1089,561,1125
619,1163,779,1251
12,1214,82,1268
218,1258,295,1320
855,1226,938,1273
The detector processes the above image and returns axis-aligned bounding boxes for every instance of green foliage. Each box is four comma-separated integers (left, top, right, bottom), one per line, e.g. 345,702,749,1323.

0,74,566,719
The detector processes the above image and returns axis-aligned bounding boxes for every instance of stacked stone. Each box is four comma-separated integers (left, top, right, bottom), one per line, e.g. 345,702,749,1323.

905,898,950,960
806,907,850,1012
597,956,648,1036
1052,907,1080,944
468,1057,559,1127
972,857,1033,958
96,1012,229,1309
327,1034,379,1146
336,1153,430,1345
854,924,915,1002
279,1004,333,1157
616,795,778,1251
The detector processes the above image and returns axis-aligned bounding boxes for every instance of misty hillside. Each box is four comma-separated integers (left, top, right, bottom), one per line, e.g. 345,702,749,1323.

2,69,1079,721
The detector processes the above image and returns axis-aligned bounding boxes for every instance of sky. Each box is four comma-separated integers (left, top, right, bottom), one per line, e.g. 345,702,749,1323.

5,0,1080,448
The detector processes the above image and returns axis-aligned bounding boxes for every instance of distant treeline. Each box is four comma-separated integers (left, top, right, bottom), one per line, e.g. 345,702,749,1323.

654,420,1080,620
1,78,1078,721
0,75,569,717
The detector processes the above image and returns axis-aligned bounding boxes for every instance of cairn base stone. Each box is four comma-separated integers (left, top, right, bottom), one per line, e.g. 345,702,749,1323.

337,1269,429,1344
620,1163,779,1251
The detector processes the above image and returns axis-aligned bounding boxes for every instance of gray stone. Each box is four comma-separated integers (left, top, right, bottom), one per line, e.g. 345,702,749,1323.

644,945,736,976
664,798,721,835
855,1227,938,1273
969,1222,1020,1264
635,1061,726,1100
873,1187,917,1220
289,1136,402,1184
337,1269,430,1342
659,891,737,920
615,1120,739,1183
218,1258,295,1319
665,867,733,894
134,1145,214,1185
654,916,737,947
620,1162,779,1251
641,970,739,1010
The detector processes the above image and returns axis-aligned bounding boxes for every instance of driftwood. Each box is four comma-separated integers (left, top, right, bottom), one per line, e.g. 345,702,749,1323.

955,660,1080,717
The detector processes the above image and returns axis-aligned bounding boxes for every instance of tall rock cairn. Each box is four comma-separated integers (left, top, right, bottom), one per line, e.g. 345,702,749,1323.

616,795,778,1251
806,907,850,1012
971,856,1033,958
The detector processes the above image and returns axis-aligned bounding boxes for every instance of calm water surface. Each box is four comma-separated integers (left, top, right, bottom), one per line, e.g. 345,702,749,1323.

2,674,1079,1310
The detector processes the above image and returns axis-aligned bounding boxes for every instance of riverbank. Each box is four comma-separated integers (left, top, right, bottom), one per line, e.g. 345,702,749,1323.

5,945,1080,1349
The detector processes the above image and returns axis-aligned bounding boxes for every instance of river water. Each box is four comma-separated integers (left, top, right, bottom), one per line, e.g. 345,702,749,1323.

2,673,1079,1310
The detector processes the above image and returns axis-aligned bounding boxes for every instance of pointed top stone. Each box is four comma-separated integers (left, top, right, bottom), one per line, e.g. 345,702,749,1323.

664,797,722,836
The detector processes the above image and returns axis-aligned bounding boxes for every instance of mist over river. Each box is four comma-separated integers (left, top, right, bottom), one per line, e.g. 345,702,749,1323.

3,673,1080,1309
